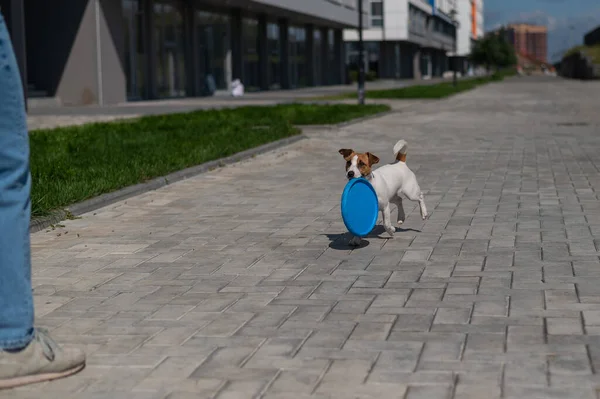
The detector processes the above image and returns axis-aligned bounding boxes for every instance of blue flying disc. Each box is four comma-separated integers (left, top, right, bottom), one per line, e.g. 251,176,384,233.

341,177,378,237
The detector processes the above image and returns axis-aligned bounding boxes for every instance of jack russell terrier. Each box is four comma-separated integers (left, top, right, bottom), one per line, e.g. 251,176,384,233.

339,139,428,246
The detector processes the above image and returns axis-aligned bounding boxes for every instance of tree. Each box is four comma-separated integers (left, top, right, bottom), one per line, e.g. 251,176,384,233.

496,28,518,67
469,28,517,71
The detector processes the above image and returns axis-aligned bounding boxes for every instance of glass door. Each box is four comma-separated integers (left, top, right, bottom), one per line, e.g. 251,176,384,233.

267,22,280,89
313,29,322,86
288,26,306,88
153,0,186,98
195,10,230,93
288,26,298,88
123,0,146,99
242,17,259,91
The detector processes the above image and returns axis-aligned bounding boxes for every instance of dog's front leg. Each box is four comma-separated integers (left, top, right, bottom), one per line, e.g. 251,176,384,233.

382,203,395,237
349,235,362,246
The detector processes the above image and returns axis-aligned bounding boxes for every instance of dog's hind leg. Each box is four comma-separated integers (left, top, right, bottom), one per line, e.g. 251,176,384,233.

401,187,428,220
391,196,406,225
417,192,428,220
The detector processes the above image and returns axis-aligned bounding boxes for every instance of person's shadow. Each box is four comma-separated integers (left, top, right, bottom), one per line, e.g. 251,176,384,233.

324,225,421,250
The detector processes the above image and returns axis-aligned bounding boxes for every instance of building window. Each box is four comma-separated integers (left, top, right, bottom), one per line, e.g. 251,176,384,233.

289,26,307,88
409,5,427,35
366,42,380,77
328,29,335,84
314,29,322,86
242,18,260,91
153,0,187,98
123,0,146,100
371,1,383,28
267,22,281,89
195,10,230,93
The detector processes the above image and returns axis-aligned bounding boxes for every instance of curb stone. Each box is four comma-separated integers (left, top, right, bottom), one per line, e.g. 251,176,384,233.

30,134,306,233
29,109,392,233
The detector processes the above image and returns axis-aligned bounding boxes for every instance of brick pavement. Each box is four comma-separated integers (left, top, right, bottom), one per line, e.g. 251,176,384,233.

6,76,600,398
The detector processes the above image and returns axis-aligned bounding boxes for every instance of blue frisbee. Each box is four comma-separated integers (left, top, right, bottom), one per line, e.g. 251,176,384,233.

341,177,378,237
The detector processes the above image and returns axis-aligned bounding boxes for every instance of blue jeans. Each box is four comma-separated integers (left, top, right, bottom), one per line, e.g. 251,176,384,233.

0,12,35,350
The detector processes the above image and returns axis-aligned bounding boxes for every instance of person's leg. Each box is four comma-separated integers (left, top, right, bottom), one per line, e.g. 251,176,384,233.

0,6,34,353
0,11,85,389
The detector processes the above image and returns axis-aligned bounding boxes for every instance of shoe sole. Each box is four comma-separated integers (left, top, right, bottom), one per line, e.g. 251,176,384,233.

0,362,85,389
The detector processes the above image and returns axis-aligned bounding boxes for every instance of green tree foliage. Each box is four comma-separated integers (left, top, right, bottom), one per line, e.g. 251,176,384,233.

469,28,517,70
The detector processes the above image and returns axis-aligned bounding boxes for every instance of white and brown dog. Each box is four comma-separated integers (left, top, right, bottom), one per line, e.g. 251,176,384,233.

339,139,428,246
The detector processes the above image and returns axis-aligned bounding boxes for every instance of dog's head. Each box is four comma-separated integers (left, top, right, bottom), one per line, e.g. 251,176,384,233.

338,148,380,180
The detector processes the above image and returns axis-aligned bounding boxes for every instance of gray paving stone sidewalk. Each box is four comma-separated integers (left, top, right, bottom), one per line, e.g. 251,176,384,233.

6,76,600,398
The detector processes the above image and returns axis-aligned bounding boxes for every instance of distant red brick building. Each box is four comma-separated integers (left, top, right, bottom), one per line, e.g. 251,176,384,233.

504,23,548,63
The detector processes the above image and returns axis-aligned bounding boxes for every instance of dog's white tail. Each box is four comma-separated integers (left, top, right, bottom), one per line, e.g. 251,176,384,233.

393,139,408,162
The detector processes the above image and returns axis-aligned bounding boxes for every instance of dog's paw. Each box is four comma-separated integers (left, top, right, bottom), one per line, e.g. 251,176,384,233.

421,213,428,220
349,236,362,246
385,226,396,237
397,219,404,226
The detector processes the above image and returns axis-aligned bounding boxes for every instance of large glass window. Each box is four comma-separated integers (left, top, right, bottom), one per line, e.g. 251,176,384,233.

370,1,383,27
123,0,147,99
289,26,307,88
242,17,259,91
195,10,230,93
327,29,335,85
366,42,380,77
267,23,281,89
153,0,186,98
313,29,322,86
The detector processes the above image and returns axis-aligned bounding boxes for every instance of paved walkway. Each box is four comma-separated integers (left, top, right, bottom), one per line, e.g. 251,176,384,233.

8,76,600,398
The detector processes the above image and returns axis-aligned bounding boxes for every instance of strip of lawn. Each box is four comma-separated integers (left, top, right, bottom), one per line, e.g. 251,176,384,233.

232,103,390,125
319,70,515,100
365,73,506,99
30,103,390,217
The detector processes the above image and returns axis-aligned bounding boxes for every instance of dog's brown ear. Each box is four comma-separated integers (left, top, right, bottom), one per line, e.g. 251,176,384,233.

339,149,354,160
367,152,380,165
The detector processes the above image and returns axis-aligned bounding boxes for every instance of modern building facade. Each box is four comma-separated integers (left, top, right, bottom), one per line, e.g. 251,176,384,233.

343,0,459,80
453,0,483,73
504,23,548,63
0,0,366,106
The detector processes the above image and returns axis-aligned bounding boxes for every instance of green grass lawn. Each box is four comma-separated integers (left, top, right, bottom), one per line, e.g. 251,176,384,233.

30,103,390,217
232,103,390,125
318,70,514,100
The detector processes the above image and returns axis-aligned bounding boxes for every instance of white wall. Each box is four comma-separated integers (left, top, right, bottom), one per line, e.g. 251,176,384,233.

454,0,484,56
476,0,484,37
456,0,472,55
409,0,433,13
384,0,409,40
436,0,456,15
344,0,421,42
343,0,471,45
254,0,366,28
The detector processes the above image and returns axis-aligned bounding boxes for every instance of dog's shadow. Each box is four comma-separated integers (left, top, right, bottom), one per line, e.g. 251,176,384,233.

325,225,422,250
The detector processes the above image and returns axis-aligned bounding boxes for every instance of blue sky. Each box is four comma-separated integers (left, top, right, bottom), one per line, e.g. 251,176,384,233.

484,0,600,61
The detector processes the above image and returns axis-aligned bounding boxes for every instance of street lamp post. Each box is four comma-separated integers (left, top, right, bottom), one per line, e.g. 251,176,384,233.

357,0,365,105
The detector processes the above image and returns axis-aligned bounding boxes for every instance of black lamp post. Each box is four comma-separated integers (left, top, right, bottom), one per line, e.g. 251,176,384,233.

357,0,365,105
